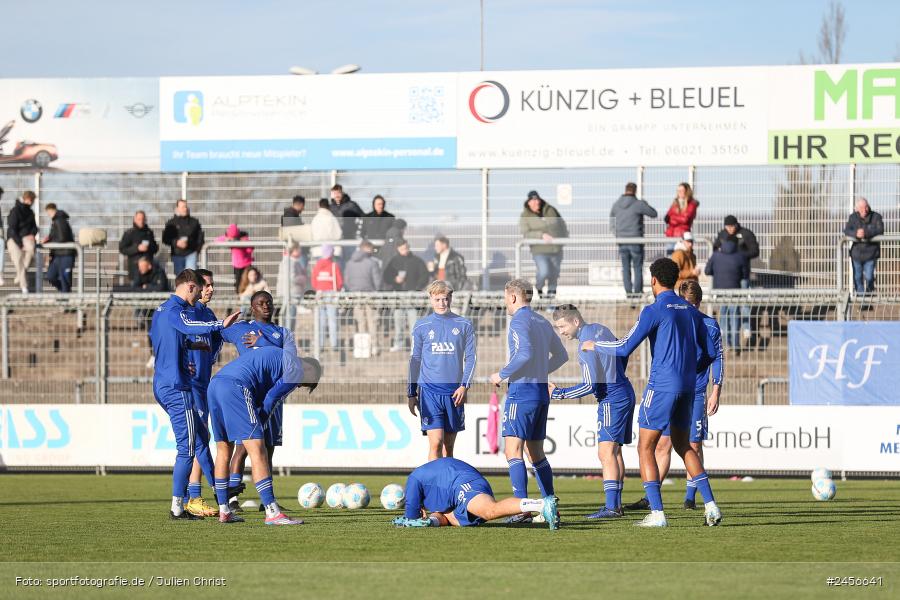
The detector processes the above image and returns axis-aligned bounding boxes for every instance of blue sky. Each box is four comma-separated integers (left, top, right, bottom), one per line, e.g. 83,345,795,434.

3,0,897,77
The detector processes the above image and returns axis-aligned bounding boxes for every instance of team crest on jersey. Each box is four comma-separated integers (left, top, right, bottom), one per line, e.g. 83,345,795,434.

452,327,460,336
271,331,281,339
428,330,435,340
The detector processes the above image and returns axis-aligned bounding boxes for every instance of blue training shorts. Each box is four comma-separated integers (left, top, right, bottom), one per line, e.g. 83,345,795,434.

502,400,548,441
419,389,465,433
265,401,284,447
452,475,493,527
154,385,205,458
661,389,708,442
597,387,636,444
637,387,692,432
208,376,266,443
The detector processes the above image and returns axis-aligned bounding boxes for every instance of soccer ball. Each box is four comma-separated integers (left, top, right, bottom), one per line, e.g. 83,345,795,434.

811,478,836,501
380,484,405,510
297,482,325,509
325,483,347,508
810,467,832,482
342,483,371,510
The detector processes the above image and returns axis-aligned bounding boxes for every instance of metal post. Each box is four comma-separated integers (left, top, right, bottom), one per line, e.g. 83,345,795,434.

34,171,41,231
181,171,188,200
96,248,101,296
284,251,293,332
688,165,695,190
33,246,43,293
330,170,337,188
95,297,102,404
99,297,112,404
481,168,489,290
1,306,8,379
636,165,644,199
312,298,321,361
77,245,84,296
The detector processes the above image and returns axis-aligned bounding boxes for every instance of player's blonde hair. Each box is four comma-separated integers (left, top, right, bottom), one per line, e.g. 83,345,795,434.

427,280,453,297
504,279,533,303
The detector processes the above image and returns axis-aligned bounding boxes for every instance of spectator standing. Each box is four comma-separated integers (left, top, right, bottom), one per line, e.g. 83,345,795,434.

311,244,343,352
7,190,39,294
610,182,658,297
282,195,306,226
216,223,253,292
344,239,383,356
671,232,700,292
42,203,76,293
376,218,408,273
382,240,429,352
276,244,309,319
311,198,343,260
704,240,749,352
664,182,699,253
519,190,568,299
360,194,395,242
238,266,270,306
843,197,884,295
427,235,469,291
162,199,204,274
329,184,364,265
714,215,759,340
119,210,159,282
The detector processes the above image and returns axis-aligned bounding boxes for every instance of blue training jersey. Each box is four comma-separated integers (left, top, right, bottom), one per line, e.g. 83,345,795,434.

221,320,297,357
189,301,223,392
150,295,224,392
499,306,568,403
213,346,303,416
696,311,724,392
594,290,709,393
551,322,630,401
408,312,476,397
403,457,483,519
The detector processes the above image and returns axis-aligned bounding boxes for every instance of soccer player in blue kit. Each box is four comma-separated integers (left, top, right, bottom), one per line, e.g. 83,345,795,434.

583,259,723,527
549,304,636,519
183,269,224,517
489,279,568,523
392,457,559,530
407,281,476,460
220,291,297,512
208,345,321,525
150,269,240,520
652,280,723,509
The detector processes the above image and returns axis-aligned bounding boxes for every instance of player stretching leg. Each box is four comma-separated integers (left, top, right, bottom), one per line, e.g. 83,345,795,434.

220,291,297,512
407,281,476,460
208,346,321,525
150,269,240,520
549,304,636,519
184,269,224,517
490,279,567,524
392,457,559,530
584,259,722,527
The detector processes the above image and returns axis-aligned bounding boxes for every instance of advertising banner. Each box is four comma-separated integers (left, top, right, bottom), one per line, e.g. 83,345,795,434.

0,78,159,172
456,63,900,168
789,321,900,406
1,404,897,473
158,74,457,171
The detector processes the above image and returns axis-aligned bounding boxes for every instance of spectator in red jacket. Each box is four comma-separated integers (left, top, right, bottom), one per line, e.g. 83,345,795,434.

664,182,699,253
311,244,343,352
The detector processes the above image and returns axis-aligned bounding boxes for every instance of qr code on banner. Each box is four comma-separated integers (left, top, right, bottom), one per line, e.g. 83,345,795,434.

408,86,445,124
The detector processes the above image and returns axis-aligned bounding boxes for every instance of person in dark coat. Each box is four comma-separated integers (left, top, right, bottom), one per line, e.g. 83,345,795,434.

161,199,204,274
376,218,408,276
42,203,76,293
119,210,159,282
329,184,364,240
427,235,469,291
6,190,38,293
382,240,429,352
360,194,396,241
843,197,884,294
705,240,749,351
282,195,305,227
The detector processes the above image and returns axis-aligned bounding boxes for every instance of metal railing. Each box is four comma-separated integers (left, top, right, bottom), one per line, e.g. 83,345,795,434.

513,236,714,281
835,234,900,293
32,242,86,295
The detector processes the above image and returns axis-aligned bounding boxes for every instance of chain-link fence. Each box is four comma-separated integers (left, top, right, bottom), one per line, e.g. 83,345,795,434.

1,164,896,297
2,291,897,406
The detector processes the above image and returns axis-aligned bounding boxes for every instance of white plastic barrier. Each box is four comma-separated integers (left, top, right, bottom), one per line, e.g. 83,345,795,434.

1,404,897,473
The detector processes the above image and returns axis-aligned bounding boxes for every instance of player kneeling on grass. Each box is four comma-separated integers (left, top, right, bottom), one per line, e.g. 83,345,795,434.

393,457,559,529
407,280,476,461
549,304,636,519
208,346,321,525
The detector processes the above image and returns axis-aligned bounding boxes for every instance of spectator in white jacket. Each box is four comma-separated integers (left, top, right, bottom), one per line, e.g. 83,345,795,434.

310,198,342,259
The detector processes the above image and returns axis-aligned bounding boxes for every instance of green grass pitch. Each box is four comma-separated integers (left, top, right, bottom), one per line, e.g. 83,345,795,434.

1,474,898,599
